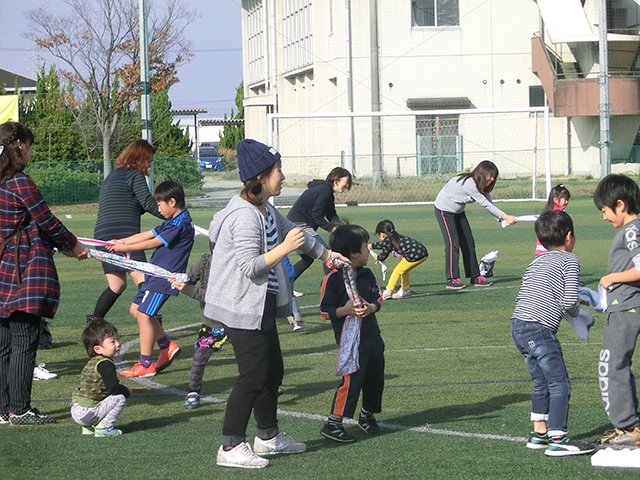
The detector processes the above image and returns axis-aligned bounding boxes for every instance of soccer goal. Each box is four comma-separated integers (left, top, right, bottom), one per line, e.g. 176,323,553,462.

267,107,552,205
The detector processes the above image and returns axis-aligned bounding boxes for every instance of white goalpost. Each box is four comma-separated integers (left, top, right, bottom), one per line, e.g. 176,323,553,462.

267,106,552,205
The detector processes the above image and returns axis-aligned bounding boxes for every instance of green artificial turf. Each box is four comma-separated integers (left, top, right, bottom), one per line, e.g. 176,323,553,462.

0,198,636,479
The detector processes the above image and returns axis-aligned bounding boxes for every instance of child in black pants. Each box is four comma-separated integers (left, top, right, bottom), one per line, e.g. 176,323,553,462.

319,224,385,442
169,242,227,409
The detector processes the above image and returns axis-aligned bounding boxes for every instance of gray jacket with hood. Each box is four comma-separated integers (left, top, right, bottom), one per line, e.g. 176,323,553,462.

203,194,326,330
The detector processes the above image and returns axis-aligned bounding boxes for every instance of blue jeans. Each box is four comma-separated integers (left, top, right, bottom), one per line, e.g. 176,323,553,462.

511,318,571,437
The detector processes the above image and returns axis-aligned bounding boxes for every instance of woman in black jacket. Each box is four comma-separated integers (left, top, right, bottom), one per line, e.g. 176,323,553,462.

287,167,352,280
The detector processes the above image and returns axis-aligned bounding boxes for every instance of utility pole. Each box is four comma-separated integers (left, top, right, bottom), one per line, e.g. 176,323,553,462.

598,0,611,177
140,0,153,189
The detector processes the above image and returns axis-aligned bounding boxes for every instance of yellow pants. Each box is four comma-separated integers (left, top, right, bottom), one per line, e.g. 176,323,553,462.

386,257,427,291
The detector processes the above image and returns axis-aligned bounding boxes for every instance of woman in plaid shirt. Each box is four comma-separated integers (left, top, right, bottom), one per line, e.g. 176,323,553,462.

0,122,88,425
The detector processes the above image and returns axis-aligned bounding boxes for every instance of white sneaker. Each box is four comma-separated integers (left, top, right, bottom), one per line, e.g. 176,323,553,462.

293,290,304,297
253,432,307,455
33,363,58,380
381,289,393,300
392,289,412,299
216,442,269,469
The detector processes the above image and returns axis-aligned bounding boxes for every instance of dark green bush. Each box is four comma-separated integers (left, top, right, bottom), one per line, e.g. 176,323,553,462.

153,156,203,190
25,162,102,205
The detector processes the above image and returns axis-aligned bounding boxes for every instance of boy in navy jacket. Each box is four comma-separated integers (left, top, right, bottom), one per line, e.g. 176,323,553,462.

319,224,384,443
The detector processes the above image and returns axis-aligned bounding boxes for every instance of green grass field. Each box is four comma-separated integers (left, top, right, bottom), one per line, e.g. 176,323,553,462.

1,198,636,479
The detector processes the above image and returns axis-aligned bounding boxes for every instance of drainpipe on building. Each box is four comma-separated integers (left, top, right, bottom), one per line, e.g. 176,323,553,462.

564,116,571,176
346,0,356,174
370,0,383,187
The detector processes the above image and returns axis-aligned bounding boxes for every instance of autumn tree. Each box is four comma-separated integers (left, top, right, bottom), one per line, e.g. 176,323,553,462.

25,0,197,177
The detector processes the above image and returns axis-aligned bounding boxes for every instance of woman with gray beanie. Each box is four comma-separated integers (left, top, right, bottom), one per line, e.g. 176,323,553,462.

205,139,345,469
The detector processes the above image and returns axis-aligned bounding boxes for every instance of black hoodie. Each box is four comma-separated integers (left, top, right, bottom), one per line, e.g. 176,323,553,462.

287,179,339,232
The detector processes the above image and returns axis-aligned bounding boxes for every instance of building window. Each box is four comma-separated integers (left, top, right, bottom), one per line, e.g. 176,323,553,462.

283,0,314,73
529,86,546,107
246,0,266,86
412,0,459,27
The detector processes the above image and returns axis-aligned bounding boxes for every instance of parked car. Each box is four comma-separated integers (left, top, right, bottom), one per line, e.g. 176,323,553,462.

198,145,224,171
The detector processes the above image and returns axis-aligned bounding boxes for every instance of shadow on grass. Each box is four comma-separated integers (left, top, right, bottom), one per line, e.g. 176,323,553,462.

121,403,219,432
384,392,531,428
581,423,615,443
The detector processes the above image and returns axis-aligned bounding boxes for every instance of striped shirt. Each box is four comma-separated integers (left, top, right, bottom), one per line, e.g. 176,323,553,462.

265,209,279,294
512,250,580,333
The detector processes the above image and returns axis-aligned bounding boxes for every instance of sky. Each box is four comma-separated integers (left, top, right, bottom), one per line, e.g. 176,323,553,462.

0,0,243,123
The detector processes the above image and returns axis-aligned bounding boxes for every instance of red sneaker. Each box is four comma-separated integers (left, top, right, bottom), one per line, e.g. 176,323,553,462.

120,362,156,378
155,341,181,372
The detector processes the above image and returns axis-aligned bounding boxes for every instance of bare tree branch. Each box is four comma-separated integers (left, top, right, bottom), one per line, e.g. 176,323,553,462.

25,0,198,176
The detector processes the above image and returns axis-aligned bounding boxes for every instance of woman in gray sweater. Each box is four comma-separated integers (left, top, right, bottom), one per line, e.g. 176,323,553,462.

205,139,344,470
434,160,517,289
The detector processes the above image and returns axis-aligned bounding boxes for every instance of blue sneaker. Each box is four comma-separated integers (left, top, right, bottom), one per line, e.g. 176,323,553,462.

82,425,95,436
184,391,200,409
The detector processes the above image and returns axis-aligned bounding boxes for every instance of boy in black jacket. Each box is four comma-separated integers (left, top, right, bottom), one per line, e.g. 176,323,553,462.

319,224,384,443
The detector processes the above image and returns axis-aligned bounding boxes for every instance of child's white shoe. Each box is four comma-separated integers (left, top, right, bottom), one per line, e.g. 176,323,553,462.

381,289,393,300
392,289,412,299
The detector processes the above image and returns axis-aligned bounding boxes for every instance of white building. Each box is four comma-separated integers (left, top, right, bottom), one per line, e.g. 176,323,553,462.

240,0,640,180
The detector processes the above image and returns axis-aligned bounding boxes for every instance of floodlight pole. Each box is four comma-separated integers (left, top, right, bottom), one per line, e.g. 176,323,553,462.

140,0,154,189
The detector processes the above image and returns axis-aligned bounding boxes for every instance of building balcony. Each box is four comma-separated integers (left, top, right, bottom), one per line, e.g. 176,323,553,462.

532,35,640,117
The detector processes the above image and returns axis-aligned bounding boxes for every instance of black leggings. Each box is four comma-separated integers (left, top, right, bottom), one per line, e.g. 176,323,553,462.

434,206,480,280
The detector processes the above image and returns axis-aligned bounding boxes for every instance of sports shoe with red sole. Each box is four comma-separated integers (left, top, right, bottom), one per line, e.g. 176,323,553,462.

155,341,181,373
120,362,156,378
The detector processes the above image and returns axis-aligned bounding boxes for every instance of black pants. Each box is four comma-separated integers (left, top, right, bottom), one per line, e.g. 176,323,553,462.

329,335,385,418
0,311,41,415
222,295,283,447
434,206,480,281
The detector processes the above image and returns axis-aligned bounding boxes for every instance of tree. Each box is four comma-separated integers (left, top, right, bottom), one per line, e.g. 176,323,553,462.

26,0,197,177
219,81,245,150
20,66,85,164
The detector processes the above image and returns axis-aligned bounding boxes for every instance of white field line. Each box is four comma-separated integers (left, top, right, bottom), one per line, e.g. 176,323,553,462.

118,323,528,443
297,284,522,311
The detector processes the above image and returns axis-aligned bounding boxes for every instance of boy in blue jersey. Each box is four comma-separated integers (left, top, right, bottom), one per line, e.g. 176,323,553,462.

511,210,594,457
593,174,640,446
108,180,195,378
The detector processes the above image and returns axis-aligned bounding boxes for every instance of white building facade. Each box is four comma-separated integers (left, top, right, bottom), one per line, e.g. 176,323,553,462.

241,0,640,181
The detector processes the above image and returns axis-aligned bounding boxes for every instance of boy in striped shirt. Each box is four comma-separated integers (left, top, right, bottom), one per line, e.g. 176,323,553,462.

510,210,594,457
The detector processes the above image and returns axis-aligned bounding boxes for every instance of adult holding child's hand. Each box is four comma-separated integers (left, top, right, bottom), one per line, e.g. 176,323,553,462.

434,160,517,289
204,139,345,469
0,122,88,426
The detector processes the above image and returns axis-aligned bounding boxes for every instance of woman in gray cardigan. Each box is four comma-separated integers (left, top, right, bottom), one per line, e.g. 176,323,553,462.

205,139,344,470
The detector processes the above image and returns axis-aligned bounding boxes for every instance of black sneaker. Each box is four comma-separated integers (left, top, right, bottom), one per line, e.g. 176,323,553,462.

358,413,381,435
545,435,595,457
9,408,56,425
0,413,9,424
320,422,355,443
86,315,101,325
526,431,548,450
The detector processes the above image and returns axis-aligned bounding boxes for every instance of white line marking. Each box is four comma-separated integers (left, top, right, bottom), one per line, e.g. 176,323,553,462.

118,323,528,443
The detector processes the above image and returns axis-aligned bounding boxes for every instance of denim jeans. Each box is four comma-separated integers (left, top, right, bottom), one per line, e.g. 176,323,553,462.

511,318,571,437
